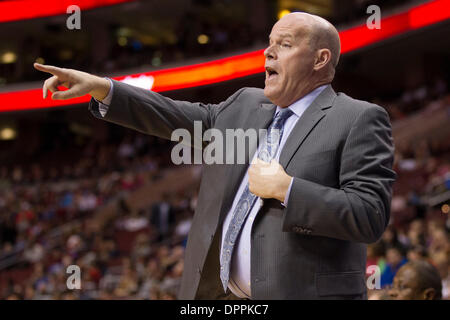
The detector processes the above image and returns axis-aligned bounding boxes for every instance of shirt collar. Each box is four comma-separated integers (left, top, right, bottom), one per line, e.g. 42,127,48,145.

275,84,329,117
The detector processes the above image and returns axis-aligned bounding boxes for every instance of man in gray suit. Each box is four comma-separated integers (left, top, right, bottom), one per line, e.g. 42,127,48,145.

34,12,396,299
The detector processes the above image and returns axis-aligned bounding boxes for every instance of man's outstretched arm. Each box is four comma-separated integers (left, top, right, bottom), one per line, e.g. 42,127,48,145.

34,63,244,140
88,79,243,140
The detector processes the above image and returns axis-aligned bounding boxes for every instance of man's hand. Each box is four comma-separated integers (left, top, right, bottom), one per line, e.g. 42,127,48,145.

248,158,293,203
33,63,110,101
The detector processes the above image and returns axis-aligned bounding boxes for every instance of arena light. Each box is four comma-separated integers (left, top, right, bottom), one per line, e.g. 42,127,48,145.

35,57,45,65
0,0,135,23
0,0,449,112
0,127,17,140
0,51,18,64
197,34,210,45
443,204,449,214
278,10,291,20
121,75,155,90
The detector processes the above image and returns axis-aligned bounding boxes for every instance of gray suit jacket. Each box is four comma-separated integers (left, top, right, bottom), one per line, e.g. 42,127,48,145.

89,80,396,299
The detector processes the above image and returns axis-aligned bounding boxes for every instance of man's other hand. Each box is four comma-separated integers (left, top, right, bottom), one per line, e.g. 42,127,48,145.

248,158,292,203
33,63,110,101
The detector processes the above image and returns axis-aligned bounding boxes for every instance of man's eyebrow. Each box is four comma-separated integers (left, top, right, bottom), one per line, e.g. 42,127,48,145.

269,33,295,41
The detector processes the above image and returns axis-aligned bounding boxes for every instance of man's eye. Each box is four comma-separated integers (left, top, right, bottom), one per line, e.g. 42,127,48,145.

395,284,405,290
281,43,291,48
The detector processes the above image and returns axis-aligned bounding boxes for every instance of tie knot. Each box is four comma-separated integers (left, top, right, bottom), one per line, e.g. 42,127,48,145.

273,108,293,125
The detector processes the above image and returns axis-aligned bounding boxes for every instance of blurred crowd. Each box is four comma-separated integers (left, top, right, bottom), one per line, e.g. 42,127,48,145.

0,187,196,300
0,83,449,300
365,91,450,299
380,76,448,122
367,217,449,299
0,193,195,300
0,130,194,299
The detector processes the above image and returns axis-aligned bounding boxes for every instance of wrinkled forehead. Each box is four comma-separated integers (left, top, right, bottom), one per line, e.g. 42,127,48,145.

269,16,312,41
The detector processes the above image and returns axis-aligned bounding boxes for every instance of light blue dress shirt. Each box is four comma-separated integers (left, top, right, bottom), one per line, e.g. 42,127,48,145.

220,84,328,298
97,80,328,298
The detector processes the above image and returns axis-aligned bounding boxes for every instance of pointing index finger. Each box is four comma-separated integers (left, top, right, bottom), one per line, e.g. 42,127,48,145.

34,63,65,76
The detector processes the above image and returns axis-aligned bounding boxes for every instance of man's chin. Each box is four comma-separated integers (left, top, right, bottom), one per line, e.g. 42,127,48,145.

263,87,279,104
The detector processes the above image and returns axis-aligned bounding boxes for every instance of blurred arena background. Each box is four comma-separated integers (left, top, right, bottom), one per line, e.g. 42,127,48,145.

0,0,449,300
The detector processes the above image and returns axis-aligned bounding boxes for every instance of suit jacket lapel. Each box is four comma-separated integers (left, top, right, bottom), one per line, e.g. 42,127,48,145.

279,85,336,168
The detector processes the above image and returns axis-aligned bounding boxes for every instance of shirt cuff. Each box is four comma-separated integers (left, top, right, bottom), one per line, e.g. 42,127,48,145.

95,78,113,117
281,177,294,207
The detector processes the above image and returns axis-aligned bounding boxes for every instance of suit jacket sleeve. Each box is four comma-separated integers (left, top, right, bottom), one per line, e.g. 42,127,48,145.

88,79,245,141
282,105,397,243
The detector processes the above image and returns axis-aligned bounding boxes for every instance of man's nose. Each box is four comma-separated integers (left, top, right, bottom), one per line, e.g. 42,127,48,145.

264,45,276,60
388,288,397,299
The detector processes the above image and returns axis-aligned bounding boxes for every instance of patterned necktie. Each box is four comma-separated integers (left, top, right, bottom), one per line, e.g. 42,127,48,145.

220,108,293,292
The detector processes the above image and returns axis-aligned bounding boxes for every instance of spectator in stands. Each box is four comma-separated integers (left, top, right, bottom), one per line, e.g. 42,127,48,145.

380,225,406,254
430,250,449,299
389,261,442,300
174,210,193,246
151,194,175,242
366,241,386,273
114,263,138,298
23,240,45,264
429,228,449,255
381,246,408,287
406,245,428,262
159,260,183,296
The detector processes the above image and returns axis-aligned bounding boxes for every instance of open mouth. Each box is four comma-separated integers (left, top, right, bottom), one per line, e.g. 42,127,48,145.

265,66,278,80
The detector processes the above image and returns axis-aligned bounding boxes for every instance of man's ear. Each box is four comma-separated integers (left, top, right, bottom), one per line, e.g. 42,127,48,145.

422,288,436,300
313,48,331,71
